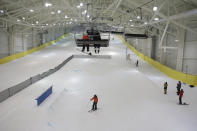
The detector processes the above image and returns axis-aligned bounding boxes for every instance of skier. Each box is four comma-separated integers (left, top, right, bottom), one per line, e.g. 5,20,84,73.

136,60,139,67
179,89,184,104
90,94,98,111
82,34,89,52
176,81,181,95
94,44,100,54
164,82,168,94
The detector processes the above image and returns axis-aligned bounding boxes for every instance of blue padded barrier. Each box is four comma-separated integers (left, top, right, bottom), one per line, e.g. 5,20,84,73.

36,86,52,106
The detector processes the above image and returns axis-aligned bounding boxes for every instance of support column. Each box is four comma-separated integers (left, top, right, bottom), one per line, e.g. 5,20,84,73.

32,28,36,48
176,28,186,71
22,32,26,51
8,26,14,55
160,35,167,64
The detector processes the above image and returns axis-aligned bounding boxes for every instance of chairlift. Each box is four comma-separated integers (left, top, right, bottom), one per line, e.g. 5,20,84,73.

74,26,110,47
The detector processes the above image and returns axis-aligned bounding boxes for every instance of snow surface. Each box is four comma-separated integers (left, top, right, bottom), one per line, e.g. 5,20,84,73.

0,34,197,131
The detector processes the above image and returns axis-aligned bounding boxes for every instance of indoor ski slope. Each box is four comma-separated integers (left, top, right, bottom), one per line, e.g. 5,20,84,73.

0,34,197,131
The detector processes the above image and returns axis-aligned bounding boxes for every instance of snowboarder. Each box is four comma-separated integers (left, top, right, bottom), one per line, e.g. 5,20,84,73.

179,89,184,104
176,81,181,95
90,94,98,111
136,60,139,67
164,82,168,94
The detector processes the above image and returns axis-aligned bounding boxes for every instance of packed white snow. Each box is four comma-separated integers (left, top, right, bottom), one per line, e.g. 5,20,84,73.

0,34,196,131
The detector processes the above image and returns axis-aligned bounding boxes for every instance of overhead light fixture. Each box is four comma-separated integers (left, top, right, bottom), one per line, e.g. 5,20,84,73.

77,5,80,8
57,10,61,14
129,19,132,22
137,16,140,19
22,17,25,20
17,19,20,22
45,2,52,7
46,23,48,26
144,22,148,25
0,10,4,13
80,2,83,6
51,11,55,14
130,25,134,27
154,17,159,21
153,6,158,11
87,15,90,18
175,39,179,42
82,10,87,15
29,9,34,12
53,23,56,26
36,21,39,24
65,15,68,18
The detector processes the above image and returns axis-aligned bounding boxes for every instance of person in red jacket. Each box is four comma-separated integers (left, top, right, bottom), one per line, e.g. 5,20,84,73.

179,89,184,104
82,34,89,52
90,94,98,110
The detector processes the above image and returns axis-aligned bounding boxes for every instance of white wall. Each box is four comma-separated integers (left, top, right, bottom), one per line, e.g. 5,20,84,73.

0,25,68,58
183,41,197,75
0,30,9,58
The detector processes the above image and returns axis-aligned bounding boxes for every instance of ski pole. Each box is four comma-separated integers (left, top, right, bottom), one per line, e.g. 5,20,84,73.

86,100,91,107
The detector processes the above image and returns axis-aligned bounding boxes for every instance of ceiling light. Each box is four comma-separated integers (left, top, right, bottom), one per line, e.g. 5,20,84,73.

57,10,61,14
17,19,20,22
80,2,83,6
129,19,132,22
36,21,39,24
154,17,159,21
65,15,68,18
175,39,179,42
131,25,134,27
53,23,56,26
153,6,158,11
77,5,80,8
144,22,148,25
0,10,4,13
46,23,48,26
45,2,52,7
22,17,25,20
51,11,55,14
29,9,34,12
87,15,90,18
137,16,140,19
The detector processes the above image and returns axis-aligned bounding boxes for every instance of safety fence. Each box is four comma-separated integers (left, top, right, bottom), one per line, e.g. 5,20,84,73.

0,33,70,64
0,55,73,103
0,54,112,103
118,35,197,87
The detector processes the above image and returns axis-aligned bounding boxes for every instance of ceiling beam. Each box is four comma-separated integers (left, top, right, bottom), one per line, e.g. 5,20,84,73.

126,0,197,34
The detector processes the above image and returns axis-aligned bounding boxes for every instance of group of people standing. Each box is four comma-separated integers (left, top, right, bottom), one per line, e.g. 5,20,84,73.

82,31,101,54
164,81,184,105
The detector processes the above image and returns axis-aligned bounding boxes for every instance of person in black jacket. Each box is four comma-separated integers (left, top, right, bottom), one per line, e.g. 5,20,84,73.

176,81,181,95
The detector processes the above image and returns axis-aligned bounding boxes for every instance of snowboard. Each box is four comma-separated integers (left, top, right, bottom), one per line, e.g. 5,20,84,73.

178,102,189,105
88,108,99,112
